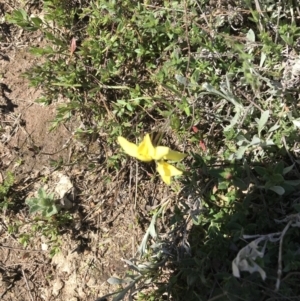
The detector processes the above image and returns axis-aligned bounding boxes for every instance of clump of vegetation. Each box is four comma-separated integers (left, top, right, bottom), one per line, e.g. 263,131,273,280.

0,171,14,210
5,0,300,300
25,187,58,217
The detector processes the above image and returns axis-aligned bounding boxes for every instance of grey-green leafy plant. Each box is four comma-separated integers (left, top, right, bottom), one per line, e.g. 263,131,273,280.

25,188,59,217
254,161,300,196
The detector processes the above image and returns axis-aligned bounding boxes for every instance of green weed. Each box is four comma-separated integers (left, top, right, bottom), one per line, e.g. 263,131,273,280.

0,171,15,211
25,187,59,217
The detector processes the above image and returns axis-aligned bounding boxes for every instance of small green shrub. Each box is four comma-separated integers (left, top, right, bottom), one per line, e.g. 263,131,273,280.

25,188,59,217
0,171,14,210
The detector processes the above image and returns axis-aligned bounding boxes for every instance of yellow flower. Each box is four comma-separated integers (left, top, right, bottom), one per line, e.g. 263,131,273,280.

117,133,187,184
118,134,170,161
156,161,183,185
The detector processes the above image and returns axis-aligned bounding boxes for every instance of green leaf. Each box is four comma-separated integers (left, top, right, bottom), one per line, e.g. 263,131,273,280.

224,111,241,132
246,29,255,42
52,83,82,87
293,204,300,212
270,174,284,183
40,197,51,207
254,166,267,177
187,272,198,287
19,8,28,20
284,180,300,186
175,74,189,85
283,164,294,175
259,52,266,67
30,46,55,56
9,9,28,22
269,186,285,195
235,146,248,159
25,198,38,206
31,17,43,28
184,106,190,116
29,205,40,214
38,188,46,199
171,115,180,130
268,124,280,132
249,135,260,146
292,119,300,128
233,178,248,190
265,139,275,145
274,161,284,174
236,135,249,146
107,277,129,285
45,205,58,217
257,110,269,136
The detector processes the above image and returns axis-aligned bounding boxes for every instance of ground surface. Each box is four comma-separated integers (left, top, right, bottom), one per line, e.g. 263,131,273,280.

6,1,300,300
0,3,155,300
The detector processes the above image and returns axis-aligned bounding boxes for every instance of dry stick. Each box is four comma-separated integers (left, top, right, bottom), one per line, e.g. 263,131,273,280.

276,220,292,292
297,6,300,18
282,272,300,282
254,0,264,32
254,0,264,16
0,244,41,252
195,1,210,28
237,88,263,112
274,5,282,45
134,159,138,209
0,283,13,299
21,268,34,301
83,258,94,281
133,158,138,257
142,3,185,12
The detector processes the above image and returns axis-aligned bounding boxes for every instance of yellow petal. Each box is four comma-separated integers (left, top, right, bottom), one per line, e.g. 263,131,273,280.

136,134,154,161
118,136,152,161
153,146,170,160
139,134,170,160
156,161,183,185
118,136,138,156
164,150,187,162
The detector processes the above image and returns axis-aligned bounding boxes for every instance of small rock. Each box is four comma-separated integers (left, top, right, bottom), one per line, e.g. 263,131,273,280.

52,278,64,296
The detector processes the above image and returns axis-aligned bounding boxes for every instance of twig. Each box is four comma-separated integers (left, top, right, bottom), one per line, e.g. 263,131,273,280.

275,220,292,292
0,283,13,299
254,0,264,17
21,268,34,301
274,5,281,44
83,258,94,281
281,272,300,283
254,0,264,31
0,244,42,252
234,84,263,112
